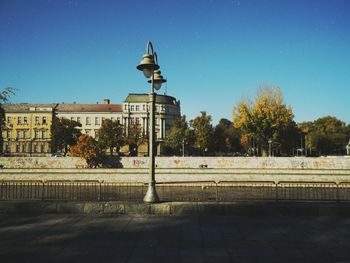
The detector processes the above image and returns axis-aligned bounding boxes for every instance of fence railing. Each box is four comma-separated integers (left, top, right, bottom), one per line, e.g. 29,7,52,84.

2,180,350,202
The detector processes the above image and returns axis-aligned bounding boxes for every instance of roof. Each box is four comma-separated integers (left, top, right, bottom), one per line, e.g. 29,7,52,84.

1,104,57,113
56,104,122,113
125,93,179,105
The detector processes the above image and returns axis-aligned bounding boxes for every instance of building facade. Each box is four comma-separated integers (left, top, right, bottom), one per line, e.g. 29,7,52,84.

1,94,181,156
1,104,57,156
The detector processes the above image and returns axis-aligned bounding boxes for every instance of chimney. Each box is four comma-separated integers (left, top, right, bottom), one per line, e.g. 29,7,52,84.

103,99,110,104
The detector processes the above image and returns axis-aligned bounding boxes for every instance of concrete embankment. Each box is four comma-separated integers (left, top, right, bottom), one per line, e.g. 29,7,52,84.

1,201,350,216
1,156,350,183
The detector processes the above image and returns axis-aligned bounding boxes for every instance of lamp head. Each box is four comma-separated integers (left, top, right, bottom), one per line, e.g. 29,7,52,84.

136,54,159,78
148,70,167,90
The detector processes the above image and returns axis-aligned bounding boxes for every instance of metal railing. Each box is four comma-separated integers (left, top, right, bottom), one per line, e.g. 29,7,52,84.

2,180,350,202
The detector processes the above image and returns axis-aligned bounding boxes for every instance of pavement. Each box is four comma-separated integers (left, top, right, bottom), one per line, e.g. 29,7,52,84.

1,213,350,263
2,201,350,216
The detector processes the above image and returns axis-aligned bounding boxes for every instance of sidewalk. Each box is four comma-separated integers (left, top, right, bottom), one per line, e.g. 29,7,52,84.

1,200,350,216
1,213,350,263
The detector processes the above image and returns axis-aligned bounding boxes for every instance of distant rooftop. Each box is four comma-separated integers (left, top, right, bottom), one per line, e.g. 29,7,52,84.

125,93,179,105
56,104,122,113
1,104,58,113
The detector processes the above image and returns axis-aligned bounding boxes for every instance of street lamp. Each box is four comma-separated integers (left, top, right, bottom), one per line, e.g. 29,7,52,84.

182,138,185,157
268,139,272,157
137,41,166,203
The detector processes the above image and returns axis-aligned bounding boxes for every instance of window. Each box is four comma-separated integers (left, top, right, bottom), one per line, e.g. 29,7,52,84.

130,105,134,111
6,130,11,139
33,144,38,153
124,104,128,110
7,117,11,125
77,117,81,123
35,116,40,124
86,117,91,125
22,144,26,153
17,117,22,125
143,104,146,111
95,130,99,140
17,130,21,139
42,131,46,139
161,105,165,111
130,118,134,125
5,144,10,152
136,118,139,124
35,130,39,139
16,144,20,153
23,117,28,124
71,117,75,121
102,117,105,124
86,129,90,136
136,105,139,111
117,118,120,124
42,116,47,124
95,117,100,125
40,144,44,153
23,130,28,139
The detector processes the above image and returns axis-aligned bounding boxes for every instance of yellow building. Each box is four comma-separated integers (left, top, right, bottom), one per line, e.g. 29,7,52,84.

1,104,57,156
1,94,181,156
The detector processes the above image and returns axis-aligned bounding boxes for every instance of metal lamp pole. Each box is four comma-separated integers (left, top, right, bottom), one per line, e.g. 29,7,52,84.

137,41,166,203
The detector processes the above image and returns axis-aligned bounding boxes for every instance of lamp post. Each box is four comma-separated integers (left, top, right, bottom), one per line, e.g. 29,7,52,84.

182,138,185,157
268,139,272,157
137,41,166,203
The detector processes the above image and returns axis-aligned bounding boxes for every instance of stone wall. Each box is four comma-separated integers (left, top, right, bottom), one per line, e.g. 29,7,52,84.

1,156,350,169
1,156,350,184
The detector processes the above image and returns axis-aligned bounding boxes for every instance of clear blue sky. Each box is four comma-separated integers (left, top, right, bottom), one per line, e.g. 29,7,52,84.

1,0,349,125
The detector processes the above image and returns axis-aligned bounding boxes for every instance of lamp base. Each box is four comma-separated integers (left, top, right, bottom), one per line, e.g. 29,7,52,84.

143,182,160,203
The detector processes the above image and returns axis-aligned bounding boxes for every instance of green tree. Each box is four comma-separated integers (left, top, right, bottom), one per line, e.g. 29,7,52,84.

0,88,15,156
69,134,103,168
51,117,81,155
233,86,296,156
127,124,147,156
165,115,194,156
190,111,213,155
212,118,242,155
301,116,350,155
98,119,125,155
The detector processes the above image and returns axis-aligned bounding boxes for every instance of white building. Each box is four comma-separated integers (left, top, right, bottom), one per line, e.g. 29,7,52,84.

56,94,181,154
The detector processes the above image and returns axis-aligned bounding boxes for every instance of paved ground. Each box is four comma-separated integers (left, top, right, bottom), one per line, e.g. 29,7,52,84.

1,214,350,263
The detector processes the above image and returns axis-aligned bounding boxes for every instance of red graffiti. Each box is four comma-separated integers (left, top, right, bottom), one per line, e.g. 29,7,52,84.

174,159,182,166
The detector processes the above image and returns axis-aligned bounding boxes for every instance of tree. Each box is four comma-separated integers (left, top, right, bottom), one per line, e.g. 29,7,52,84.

0,87,15,103
233,86,296,156
98,119,125,155
212,118,242,155
51,117,81,155
0,88,15,156
165,115,194,155
300,116,350,155
127,124,147,156
69,135,102,168
190,111,213,155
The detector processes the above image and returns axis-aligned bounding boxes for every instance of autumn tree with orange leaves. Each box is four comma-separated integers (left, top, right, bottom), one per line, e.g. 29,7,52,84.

233,86,299,156
69,134,103,167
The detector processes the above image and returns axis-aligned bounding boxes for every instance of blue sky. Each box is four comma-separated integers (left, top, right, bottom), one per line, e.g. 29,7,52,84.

0,0,349,125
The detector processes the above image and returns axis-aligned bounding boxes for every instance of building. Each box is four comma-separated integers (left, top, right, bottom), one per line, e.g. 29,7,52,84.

1,94,181,156
1,104,57,156
123,94,181,140
55,99,123,139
